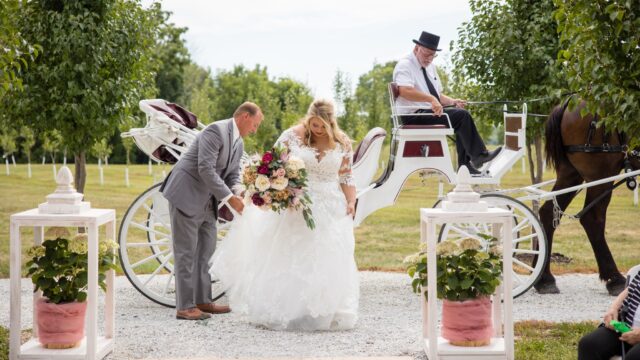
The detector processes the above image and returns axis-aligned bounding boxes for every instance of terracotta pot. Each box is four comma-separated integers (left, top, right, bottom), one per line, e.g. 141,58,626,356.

35,298,87,349
441,296,493,346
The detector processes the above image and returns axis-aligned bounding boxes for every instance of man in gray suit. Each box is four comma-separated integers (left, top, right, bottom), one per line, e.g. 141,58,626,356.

161,102,263,320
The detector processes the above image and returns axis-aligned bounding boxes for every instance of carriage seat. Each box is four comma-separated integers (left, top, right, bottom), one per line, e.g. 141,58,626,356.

353,127,387,164
388,82,453,134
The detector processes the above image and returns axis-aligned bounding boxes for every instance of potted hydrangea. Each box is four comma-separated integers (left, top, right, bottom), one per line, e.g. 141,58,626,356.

26,227,118,349
405,234,503,346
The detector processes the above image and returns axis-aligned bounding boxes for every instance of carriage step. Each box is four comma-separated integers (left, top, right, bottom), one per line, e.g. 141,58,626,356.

154,357,412,360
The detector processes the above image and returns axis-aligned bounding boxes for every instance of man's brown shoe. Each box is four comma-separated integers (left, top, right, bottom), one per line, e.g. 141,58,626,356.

197,303,231,314
176,307,211,320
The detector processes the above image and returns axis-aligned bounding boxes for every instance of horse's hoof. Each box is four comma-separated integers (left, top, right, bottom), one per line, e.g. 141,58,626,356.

534,281,560,294
606,276,626,296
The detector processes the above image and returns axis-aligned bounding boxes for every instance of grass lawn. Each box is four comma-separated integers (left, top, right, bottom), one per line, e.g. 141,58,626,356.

0,321,598,359
1,158,640,278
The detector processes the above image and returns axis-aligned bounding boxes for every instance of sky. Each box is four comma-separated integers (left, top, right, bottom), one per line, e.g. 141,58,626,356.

145,0,473,99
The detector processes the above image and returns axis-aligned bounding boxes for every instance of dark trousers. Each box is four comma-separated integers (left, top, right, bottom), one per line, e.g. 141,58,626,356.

578,325,640,360
401,108,487,167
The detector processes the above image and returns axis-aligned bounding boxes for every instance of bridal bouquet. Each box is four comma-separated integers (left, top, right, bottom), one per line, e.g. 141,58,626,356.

240,145,315,229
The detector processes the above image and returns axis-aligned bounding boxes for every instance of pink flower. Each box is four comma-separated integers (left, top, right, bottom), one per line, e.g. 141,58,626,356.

275,168,286,177
258,165,269,175
262,152,274,164
280,151,289,162
252,193,265,206
292,196,300,206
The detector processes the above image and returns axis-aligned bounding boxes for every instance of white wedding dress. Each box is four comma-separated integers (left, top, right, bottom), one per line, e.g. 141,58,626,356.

210,128,359,331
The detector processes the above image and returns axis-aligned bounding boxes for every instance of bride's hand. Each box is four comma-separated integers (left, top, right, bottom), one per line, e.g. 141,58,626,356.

346,201,356,217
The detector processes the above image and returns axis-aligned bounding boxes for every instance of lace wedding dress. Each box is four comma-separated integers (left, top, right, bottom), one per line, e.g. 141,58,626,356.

210,128,359,331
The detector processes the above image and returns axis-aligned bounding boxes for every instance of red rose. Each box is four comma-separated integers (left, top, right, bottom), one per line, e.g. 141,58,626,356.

252,193,265,206
258,165,269,175
262,152,274,163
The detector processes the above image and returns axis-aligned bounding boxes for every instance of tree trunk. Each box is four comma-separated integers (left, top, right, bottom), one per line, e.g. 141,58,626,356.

74,152,87,194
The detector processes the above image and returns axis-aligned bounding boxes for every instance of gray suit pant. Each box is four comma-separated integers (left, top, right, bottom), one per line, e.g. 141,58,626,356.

169,202,217,310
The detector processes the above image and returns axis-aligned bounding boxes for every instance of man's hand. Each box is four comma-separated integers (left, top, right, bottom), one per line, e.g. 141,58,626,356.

620,328,640,345
430,99,443,116
603,307,619,330
228,195,245,215
454,99,467,109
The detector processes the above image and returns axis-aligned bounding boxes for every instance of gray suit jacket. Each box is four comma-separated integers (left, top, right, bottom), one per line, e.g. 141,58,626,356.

160,118,243,217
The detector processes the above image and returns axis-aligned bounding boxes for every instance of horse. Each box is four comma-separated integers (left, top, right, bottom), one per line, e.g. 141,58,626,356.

536,98,640,296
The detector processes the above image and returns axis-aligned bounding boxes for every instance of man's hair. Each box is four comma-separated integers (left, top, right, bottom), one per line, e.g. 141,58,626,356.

233,102,260,118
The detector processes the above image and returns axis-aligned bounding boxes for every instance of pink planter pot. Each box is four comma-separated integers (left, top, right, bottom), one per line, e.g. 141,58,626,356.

441,296,493,346
36,298,87,349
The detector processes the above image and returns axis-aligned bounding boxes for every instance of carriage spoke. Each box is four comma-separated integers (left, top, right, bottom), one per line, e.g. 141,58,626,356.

511,271,525,284
162,268,174,296
448,225,484,241
127,239,170,248
513,233,537,244
143,254,173,287
131,248,171,268
129,221,170,238
512,257,535,272
142,203,171,230
512,217,530,233
513,248,540,255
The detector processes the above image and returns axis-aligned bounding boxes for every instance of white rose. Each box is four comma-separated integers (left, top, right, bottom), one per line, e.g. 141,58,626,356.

271,176,289,191
254,175,271,192
286,156,305,171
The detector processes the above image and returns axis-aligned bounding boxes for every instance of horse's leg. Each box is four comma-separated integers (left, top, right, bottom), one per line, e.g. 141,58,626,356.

536,164,583,294
579,184,626,296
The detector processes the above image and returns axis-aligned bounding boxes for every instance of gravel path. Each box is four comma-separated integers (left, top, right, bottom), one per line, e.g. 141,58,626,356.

0,272,613,359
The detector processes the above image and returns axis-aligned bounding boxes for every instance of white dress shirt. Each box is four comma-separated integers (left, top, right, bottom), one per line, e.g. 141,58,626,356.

220,119,240,205
392,52,443,114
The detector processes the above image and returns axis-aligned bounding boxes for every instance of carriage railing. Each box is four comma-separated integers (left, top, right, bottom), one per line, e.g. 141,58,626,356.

387,82,454,130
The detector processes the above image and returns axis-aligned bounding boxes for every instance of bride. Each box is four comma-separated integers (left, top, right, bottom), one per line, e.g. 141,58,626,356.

211,99,359,331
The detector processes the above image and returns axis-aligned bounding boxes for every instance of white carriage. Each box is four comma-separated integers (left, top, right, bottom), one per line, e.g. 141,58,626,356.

118,93,547,307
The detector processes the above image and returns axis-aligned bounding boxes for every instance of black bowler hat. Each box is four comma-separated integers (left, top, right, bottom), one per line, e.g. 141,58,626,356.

413,31,441,51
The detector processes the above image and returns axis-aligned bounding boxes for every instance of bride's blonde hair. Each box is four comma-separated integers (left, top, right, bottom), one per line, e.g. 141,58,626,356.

301,99,351,149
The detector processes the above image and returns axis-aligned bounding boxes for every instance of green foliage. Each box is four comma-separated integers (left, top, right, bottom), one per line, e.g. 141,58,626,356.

40,130,62,162
405,234,503,301
354,61,396,138
554,0,640,144
333,70,366,141
0,0,41,99
153,12,190,102
19,126,35,161
210,65,312,152
453,0,566,132
26,230,118,304
0,128,18,156
5,0,160,191
90,138,112,163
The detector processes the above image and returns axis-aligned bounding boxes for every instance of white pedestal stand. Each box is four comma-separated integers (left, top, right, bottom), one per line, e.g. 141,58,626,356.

420,166,514,360
9,166,116,360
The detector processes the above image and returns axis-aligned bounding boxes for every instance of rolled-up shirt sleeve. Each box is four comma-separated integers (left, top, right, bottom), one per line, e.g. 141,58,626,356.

393,59,415,87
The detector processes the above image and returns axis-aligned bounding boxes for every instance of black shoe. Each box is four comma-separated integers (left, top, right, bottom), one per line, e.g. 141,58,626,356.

471,147,502,169
459,163,481,175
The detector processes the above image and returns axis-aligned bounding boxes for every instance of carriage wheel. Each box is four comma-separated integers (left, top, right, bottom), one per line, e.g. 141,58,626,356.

435,194,548,298
118,183,229,308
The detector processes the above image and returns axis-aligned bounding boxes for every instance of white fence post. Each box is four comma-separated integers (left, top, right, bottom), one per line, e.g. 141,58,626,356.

27,163,32,178
11,154,16,167
634,184,638,207
5,158,9,175
125,167,130,187
148,159,153,175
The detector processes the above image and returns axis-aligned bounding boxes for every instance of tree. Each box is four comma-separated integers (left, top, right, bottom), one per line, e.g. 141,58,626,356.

19,125,35,177
333,70,365,141
354,61,396,137
452,0,566,185
41,130,63,165
554,0,640,144
8,0,160,193
211,65,312,152
91,138,112,166
0,0,40,99
0,128,18,173
154,14,190,102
